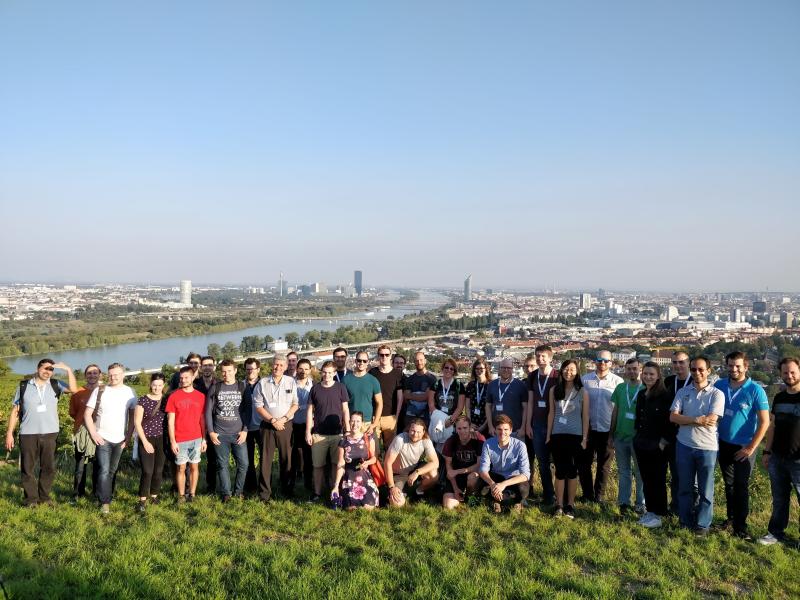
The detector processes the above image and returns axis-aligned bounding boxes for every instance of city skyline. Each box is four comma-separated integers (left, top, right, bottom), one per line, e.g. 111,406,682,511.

1,3,798,290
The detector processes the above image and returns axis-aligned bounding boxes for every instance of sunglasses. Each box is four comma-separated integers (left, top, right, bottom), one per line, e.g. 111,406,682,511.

378,353,391,357
355,359,369,364
595,359,611,363
42,366,55,372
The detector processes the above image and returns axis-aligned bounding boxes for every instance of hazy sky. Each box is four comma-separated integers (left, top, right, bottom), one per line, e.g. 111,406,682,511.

1,1,798,292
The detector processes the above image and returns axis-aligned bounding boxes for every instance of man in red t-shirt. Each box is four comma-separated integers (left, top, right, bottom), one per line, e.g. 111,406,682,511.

166,366,207,501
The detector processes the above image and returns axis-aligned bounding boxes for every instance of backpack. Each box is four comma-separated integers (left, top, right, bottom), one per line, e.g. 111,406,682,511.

18,378,62,421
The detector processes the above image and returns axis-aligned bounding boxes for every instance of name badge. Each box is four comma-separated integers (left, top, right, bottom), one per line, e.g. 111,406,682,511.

538,401,546,408
496,404,504,411
558,416,568,425
473,408,481,415
724,408,734,417
625,412,635,420
268,401,278,409
36,404,47,413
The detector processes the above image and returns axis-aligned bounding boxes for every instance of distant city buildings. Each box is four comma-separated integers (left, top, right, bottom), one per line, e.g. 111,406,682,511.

464,275,472,302
180,280,192,307
580,292,592,310
354,270,363,297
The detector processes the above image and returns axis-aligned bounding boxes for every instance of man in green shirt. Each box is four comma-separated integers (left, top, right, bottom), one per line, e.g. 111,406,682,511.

609,358,645,515
343,351,383,436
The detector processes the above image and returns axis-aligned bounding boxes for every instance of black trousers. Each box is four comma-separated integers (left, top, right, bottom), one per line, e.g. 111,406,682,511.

19,433,58,505
259,424,293,501
718,439,756,533
476,472,530,506
635,443,669,516
138,436,166,497
244,429,260,494
73,440,93,498
578,429,614,501
290,422,313,491
205,433,218,493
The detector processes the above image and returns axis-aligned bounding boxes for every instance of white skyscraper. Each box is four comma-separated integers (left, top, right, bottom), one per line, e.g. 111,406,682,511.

180,280,192,306
580,293,592,309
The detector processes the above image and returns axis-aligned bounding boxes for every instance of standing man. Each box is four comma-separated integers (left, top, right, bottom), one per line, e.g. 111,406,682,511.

166,366,207,502
670,356,725,535
714,351,770,540
333,347,350,383
205,359,248,502
286,351,299,379
69,364,102,501
344,351,383,436
486,358,528,440
579,350,623,503
370,345,406,448
759,357,800,545
609,358,645,514
524,345,558,505
5,359,78,506
195,356,218,494
242,357,262,495
291,358,314,493
393,354,407,373
84,363,137,514
253,354,299,502
663,350,692,513
169,352,202,391
523,354,538,378
403,351,436,427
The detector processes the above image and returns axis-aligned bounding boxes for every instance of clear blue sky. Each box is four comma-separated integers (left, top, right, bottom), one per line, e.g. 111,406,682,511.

1,1,798,292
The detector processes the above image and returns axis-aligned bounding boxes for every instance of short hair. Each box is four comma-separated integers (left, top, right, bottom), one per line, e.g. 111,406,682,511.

150,372,166,382
333,347,347,357
453,415,471,428
356,350,369,360
441,357,458,375
493,414,513,429
179,365,194,375
273,354,287,364
392,353,406,364
37,358,55,369
84,364,101,375
672,350,689,359
297,358,312,369
625,358,641,366
350,411,364,420
779,356,800,369
377,344,392,353
405,418,429,437
186,352,202,362
244,357,261,369
725,351,749,367
219,359,236,369
107,362,125,372
535,344,553,355
201,356,216,364
286,351,298,360
321,360,335,371
691,355,712,370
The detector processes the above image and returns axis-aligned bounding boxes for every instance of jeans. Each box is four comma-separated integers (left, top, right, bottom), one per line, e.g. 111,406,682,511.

19,433,58,505
615,438,644,508
718,439,756,533
578,429,614,501
676,441,717,530
215,433,249,497
530,421,555,503
95,440,125,505
767,453,800,539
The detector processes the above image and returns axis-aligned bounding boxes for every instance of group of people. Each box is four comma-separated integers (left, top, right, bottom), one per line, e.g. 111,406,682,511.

5,343,800,546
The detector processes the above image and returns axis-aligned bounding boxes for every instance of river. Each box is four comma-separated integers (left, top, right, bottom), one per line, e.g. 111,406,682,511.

8,290,450,374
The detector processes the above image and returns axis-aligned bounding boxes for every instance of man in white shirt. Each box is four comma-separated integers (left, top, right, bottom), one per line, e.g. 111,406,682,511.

84,362,137,514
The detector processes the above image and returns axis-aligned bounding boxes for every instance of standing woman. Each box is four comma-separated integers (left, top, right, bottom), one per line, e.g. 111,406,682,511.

466,358,492,434
546,359,590,519
332,412,380,510
134,373,168,512
633,362,675,529
433,358,466,426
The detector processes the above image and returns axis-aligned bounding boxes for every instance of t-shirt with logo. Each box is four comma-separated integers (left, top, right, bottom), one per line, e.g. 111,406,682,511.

205,381,246,436
442,432,486,470
165,389,206,443
433,378,465,415
714,378,770,446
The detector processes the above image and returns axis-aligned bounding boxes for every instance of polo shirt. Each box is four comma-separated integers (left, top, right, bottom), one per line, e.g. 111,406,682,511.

670,383,725,451
582,371,624,432
714,378,769,446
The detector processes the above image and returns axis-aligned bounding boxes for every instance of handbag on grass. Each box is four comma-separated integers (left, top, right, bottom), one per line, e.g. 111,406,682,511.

364,433,386,487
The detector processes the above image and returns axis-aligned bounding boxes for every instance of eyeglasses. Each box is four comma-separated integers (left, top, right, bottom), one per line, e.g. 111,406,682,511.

378,353,391,357
442,366,454,371
595,359,611,363
355,359,369,364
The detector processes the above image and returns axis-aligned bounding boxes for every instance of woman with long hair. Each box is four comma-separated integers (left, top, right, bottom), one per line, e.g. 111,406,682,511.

466,357,492,434
134,373,167,512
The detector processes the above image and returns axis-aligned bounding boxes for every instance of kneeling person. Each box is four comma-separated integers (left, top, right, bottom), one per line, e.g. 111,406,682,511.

385,419,439,507
478,414,530,512
442,416,485,509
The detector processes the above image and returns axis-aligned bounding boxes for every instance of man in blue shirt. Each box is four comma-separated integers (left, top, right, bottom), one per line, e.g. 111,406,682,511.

478,414,530,512
714,351,770,540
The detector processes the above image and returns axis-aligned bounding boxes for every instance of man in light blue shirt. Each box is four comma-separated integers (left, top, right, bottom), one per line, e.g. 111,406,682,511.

478,414,530,512
714,351,770,540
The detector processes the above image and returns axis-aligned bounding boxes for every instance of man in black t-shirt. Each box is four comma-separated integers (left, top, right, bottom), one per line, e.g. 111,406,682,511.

369,344,406,448
403,352,436,427
663,350,691,513
759,357,800,545
442,417,485,509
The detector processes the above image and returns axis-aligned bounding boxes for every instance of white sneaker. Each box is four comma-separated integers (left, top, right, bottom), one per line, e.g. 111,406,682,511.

642,514,662,528
757,533,779,546
637,511,654,525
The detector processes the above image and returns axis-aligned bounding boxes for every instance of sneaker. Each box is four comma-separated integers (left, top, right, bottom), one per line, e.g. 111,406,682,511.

136,500,147,513
222,495,232,504
693,527,709,537
177,495,186,505
492,501,502,514
511,503,523,514
100,503,110,515
637,511,654,525
308,494,321,503
641,514,662,529
757,533,780,546
619,504,633,515
186,494,195,503
149,496,160,505
634,504,647,515
553,505,564,517
715,518,733,532
564,505,576,519
734,530,753,542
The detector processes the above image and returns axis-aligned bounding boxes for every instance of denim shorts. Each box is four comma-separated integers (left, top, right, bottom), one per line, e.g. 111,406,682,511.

176,438,202,465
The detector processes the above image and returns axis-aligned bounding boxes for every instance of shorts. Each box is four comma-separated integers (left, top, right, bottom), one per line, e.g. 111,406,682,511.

392,460,427,491
550,433,582,480
311,433,341,468
176,438,202,465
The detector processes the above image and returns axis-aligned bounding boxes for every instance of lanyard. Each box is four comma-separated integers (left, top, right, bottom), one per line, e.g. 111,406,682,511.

674,376,691,395
475,382,484,404
536,371,551,400
34,381,48,405
498,380,512,404
440,378,453,401
559,389,577,414
726,380,745,407
625,383,642,411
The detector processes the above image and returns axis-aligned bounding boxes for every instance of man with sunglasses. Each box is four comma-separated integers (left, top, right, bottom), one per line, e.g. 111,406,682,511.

5,358,78,506
370,345,405,447
344,351,383,437
579,350,623,503
670,356,725,535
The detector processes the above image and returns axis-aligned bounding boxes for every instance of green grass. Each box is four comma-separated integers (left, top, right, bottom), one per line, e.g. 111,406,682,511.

0,454,798,600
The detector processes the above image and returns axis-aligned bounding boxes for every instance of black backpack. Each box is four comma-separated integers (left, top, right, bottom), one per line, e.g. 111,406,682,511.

18,378,62,420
